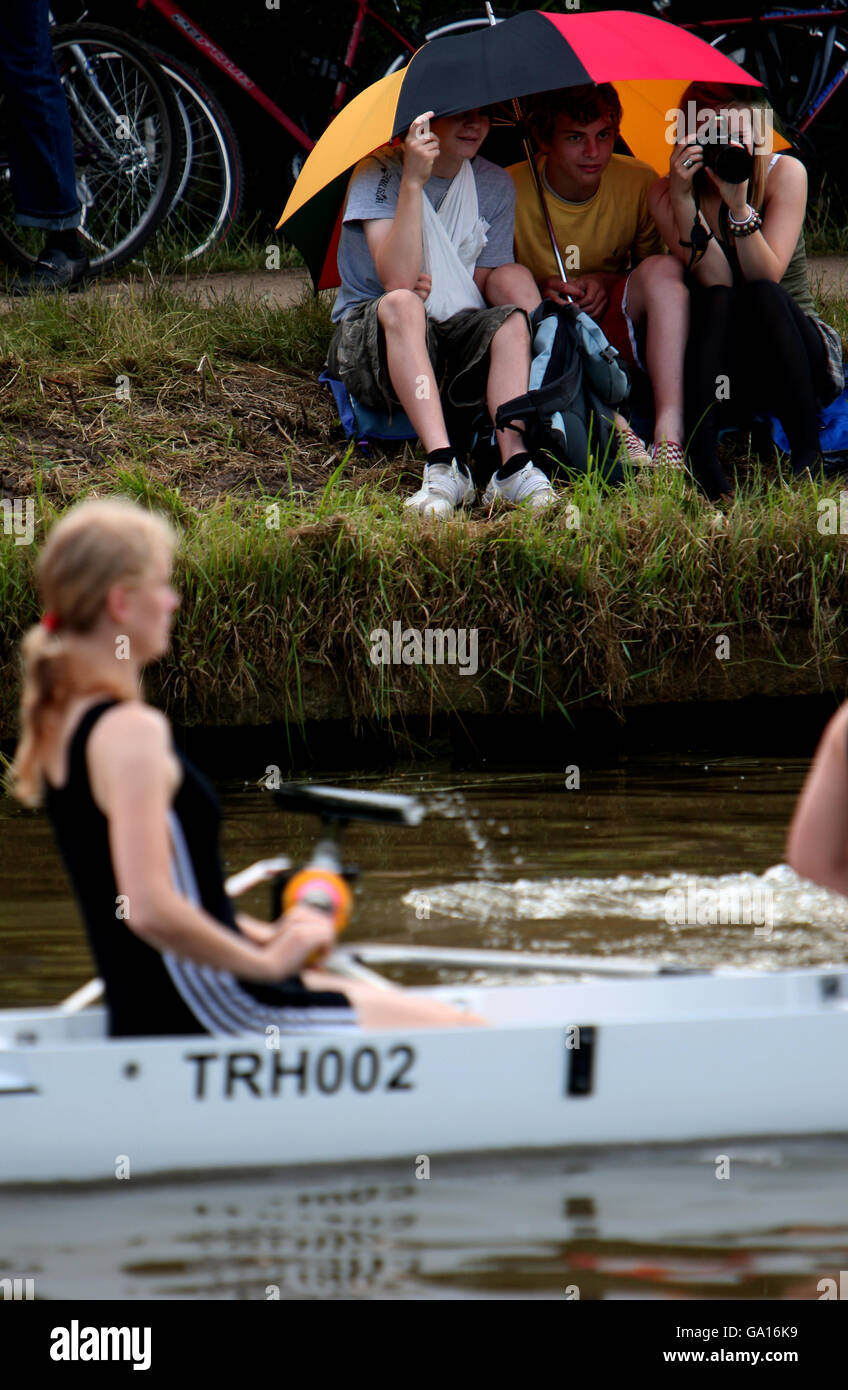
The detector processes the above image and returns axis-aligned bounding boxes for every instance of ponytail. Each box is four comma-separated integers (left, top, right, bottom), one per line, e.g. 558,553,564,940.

7,622,74,807
5,499,178,808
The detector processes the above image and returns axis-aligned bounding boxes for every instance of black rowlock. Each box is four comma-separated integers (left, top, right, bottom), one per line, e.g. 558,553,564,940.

269,784,424,918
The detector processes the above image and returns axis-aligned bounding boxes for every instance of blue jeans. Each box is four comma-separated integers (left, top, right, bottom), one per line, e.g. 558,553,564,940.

0,0,79,229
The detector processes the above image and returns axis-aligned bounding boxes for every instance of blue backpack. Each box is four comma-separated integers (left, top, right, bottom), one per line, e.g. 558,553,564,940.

493,301,630,483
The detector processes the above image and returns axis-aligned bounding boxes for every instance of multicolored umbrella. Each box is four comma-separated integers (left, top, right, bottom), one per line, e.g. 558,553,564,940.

278,8,785,291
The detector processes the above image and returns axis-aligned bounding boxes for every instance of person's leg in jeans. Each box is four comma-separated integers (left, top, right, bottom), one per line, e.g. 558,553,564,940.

0,0,87,286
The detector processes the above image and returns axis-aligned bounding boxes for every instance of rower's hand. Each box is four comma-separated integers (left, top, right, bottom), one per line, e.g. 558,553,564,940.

265,905,336,977
402,111,438,186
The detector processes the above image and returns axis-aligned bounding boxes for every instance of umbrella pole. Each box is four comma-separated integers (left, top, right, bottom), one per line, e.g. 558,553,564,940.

482,4,568,287
508,96,571,298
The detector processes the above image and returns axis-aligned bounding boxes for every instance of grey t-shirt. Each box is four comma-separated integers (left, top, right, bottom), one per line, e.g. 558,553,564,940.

332,150,516,323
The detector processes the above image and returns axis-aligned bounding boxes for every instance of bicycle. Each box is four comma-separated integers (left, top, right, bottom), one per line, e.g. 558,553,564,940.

652,2,848,191
133,0,511,260
0,22,183,276
151,46,244,262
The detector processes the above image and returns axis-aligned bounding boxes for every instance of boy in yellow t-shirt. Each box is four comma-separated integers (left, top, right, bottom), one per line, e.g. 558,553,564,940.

509,84,689,469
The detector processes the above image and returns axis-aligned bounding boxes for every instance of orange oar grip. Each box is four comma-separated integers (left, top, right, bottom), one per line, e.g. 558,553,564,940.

283,867,353,934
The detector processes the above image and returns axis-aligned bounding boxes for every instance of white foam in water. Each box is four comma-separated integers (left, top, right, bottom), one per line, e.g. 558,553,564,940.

401,865,848,971
403,864,848,925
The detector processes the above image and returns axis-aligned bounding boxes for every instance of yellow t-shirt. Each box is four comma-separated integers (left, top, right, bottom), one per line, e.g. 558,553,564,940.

509,153,666,283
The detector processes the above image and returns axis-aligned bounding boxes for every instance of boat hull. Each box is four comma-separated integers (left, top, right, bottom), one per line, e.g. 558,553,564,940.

2,967,847,1184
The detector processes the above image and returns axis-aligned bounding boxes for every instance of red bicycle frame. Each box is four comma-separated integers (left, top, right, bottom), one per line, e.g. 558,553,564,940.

136,0,419,150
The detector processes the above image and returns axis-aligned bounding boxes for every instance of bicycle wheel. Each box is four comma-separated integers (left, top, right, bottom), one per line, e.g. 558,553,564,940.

381,10,511,78
150,48,244,261
0,23,182,275
711,20,848,180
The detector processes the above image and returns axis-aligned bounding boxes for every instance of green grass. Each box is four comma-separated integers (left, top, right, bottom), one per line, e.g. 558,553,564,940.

138,218,305,277
806,188,848,256
0,278,846,744
3,450,848,740
80,216,305,280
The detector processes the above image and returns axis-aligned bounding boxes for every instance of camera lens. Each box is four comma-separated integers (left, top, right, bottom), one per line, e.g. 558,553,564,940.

697,136,753,184
710,143,754,183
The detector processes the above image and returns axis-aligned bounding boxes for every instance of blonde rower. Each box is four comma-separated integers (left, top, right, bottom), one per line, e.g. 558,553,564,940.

8,498,483,1036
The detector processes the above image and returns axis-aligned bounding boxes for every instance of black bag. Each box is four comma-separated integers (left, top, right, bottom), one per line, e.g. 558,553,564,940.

494,300,630,485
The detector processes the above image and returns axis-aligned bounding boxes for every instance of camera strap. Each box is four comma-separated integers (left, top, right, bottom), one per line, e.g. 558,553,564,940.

678,180,713,272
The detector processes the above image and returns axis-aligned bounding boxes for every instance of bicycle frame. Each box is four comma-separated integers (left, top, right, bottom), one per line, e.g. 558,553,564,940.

136,0,423,152
65,42,150,166
667,4,848,135
675,7,848,29
334,0,421,110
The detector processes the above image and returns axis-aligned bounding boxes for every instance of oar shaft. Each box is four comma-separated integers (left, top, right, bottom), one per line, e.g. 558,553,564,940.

349,944,673,977
57,978,104,1013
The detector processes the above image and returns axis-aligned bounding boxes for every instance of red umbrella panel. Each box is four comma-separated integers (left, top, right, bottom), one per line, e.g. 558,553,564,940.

278,9,777,292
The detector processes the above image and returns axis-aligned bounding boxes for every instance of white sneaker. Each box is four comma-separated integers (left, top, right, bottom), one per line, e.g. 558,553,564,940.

483,461,555,510
404,460,475,518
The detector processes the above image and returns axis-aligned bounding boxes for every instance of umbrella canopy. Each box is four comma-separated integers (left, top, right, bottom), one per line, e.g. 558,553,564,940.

278,8,785,291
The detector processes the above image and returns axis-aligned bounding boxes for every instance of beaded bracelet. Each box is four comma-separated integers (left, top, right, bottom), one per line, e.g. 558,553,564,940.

727,205,762,237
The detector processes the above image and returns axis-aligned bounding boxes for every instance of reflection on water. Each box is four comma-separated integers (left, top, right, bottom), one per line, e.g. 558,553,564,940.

1,1142,847,1301
2,753,848,1299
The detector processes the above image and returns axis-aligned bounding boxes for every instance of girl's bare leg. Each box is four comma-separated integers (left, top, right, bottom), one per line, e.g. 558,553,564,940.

302,968,488,1027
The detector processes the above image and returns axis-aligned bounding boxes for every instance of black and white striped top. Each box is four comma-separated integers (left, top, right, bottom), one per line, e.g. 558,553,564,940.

45,700,356,1037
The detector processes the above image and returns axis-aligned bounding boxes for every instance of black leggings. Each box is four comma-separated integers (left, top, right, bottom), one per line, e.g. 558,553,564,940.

685,278,830,498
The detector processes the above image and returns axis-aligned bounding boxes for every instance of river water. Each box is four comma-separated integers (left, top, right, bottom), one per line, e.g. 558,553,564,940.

2,753,848,1300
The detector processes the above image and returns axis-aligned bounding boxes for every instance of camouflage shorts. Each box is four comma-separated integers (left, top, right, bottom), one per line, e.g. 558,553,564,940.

327,296,527,418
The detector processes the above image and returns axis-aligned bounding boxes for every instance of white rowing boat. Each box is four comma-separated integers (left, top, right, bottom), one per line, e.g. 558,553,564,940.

2,946,848,1186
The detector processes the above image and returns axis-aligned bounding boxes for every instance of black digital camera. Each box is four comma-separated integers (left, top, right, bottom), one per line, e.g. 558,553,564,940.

696,115,754,184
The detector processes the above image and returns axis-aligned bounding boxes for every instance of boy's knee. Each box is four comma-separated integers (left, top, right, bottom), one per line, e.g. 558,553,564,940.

638,255,686,295
378,288,426,332
487,262,536,293
486,262,540,312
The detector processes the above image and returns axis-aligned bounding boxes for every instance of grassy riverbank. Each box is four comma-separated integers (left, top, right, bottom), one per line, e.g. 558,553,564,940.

0,276,847,743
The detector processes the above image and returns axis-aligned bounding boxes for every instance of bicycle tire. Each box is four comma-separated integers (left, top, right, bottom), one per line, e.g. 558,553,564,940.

0,23,183,275
710,19,848,182
380,10,512,78
150,47,245,261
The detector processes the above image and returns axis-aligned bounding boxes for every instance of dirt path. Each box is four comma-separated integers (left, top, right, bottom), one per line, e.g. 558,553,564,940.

1,257,844,310
162,267,317,306
26,256,846,308
807,257,848,298
166,258,848,304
